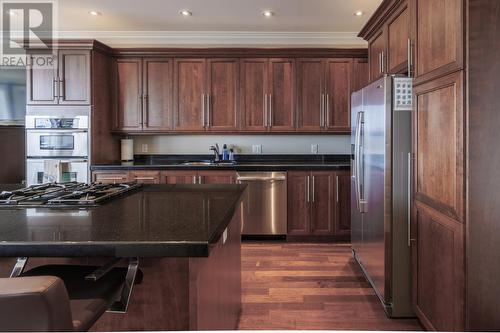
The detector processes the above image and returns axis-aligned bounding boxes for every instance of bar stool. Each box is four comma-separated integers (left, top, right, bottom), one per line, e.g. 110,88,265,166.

0,258,141,332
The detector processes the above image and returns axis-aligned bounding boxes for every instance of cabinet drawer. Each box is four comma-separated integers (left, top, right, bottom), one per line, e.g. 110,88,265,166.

130,171,161,184
92,171,129,184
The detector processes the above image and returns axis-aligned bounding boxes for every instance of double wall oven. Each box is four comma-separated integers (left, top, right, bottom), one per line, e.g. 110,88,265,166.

26,106,90,185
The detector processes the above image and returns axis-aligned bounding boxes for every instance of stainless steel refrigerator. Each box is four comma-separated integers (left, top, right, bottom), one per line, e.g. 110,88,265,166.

351,75,414,318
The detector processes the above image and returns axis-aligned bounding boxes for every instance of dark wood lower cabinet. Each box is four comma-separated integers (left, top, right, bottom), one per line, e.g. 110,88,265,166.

287,170,350,240
412,201,464,331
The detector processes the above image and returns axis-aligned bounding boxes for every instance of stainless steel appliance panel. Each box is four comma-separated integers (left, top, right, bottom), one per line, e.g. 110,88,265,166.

26,159,89,185
26,130,88,157
237,172,287,235
25,115,89,129
351,89,364,254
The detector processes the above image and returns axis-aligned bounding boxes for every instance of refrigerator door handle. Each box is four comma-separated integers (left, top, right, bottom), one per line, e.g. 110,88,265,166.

354,111,362,212
408,152,415,246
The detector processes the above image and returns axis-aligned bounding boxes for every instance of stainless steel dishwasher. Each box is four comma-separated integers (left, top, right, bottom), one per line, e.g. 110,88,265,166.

236,172,287,235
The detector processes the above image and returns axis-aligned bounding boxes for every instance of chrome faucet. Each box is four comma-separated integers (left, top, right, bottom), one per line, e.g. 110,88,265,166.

209,143,220,162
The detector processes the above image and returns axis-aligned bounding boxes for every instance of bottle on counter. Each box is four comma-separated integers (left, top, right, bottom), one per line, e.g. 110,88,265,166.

222,144,229,161
229,148,235,161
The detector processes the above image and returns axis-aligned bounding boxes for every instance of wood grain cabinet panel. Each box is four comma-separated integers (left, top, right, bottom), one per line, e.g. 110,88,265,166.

239,59,268,131
386,1,410,74
113,58,143,131
174,59,206,131
268,58,296,132
296,59,324,131
412,202,464,331
310,172,335,235
414,72,464,222
287,172,311,235
162,171,197,184
335,171,351,237
198,171,236,184
142,58,174,131
206,59,239,131
92,171,129,184
352,58,369,92
324,59,352,132
129,170,161,184
414,0,463,83
58,50,91,105
369,30,386,82
27,53,58,104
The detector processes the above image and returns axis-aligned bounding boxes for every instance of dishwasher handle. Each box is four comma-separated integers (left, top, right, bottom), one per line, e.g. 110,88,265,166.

236,176,286,182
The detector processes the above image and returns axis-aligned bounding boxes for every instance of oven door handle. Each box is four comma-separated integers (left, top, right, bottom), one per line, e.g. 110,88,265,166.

236,176,286,182
27,129,88,133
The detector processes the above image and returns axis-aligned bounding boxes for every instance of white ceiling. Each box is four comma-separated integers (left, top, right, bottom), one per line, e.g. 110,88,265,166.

54,0,382,47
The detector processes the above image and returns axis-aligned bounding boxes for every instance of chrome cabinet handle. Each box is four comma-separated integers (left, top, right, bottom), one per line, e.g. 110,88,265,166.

263,94,268,127
407,38,413,77
53,78,59,99
326,94,330,128
193,175,197,184
336,175,339,203
311,175,315,203
198,175,202,184
379,53,382,74
134,177,156,180
59,79,65,101
268,94,272,127
320,93,325,128
381,51,385,73
206,94,211,127
236,176,286,181
306,175,310,203
201,94,206,127
98,177,127,181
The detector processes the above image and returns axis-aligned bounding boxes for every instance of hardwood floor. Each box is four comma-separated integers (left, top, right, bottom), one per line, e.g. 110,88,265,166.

239,242,422,331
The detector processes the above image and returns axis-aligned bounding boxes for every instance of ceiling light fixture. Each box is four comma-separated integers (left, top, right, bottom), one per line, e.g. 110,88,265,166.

180,9,192,16
353,10,364,16
262,10,274,17
88,10,102,16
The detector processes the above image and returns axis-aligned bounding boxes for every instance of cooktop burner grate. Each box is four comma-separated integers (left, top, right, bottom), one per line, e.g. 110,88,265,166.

0,182,142,207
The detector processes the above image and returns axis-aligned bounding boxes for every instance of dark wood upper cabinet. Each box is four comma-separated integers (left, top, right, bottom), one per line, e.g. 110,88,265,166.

268,58,296,132
324,59,352,132
414,0,463,84
239,58,268,132
413,71,464,222
27,50,91,105
310,172,335,235
173,58,206,131
27,53,58,105
352,58,369,92
296,58,324,132
57,50,91,105
206,59,239,131
113,58,143,131
369,30,386,82
143,58,174,132
386,0,410,74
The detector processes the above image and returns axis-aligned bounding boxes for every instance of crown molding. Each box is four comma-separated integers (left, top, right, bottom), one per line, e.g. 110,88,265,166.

56,31,367,48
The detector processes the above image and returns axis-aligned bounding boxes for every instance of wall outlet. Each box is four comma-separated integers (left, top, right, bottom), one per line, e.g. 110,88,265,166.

252,144,262,154
141,144,149,153
311,144,319,154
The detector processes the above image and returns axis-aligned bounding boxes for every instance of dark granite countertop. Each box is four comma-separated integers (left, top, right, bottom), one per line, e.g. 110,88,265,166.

0,184,246,258
91,154,351,171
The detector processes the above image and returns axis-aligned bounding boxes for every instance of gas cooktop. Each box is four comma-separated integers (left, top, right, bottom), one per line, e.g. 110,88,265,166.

0,182,142,208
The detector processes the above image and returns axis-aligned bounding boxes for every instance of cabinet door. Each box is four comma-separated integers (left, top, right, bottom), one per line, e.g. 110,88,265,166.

58,50,91,105
198,171,236,184
173,59,206,131
206,59,239,131
143,58,174,132
129,170,161,184
239,59,268,132
92,171,129,184
414,72,464,222
369,30,386,82
335,171,351,237
287,172,311,235
324,59,352,132
268,58,296,132
162,171,197,184
26,53,58,105
412,202,464,331
310,172,335,235
296,59,324,132
352,58,369,92
414,0,463,83
113,58,143,131
387,1,410,74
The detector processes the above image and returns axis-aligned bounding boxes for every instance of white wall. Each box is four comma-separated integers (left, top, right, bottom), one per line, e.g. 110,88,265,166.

132,135,350,155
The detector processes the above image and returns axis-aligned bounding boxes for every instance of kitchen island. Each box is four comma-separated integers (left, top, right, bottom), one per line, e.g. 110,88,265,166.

0,184,246,331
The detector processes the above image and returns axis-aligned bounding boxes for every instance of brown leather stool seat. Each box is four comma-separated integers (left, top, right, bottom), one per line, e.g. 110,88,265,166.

22,264,143,331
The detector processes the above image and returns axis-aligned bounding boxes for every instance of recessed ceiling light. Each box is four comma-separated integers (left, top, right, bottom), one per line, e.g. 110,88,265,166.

180,9,192,16
88,10,102,16
262,10,274,17
353,10,364,16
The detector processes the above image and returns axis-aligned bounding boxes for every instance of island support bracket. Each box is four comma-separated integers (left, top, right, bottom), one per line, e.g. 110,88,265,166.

107,257,139,314
10,257,28,277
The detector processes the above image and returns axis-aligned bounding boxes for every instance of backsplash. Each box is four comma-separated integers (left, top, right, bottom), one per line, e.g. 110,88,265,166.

132,135,351,155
